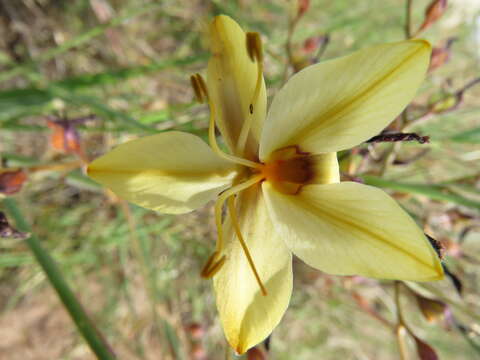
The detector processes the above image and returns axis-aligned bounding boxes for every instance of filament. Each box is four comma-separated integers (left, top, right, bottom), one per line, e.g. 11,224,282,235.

201,175,264,278
237,32,264,156
191,73,261,169
227,196,268,296
207,94,262,169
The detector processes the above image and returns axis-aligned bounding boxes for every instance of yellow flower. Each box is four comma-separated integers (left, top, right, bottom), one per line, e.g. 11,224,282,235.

88,15,443,354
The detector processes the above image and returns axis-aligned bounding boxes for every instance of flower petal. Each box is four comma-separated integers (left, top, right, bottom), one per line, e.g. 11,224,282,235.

260,40,431,159
311,152,340,184
213,186,292,354
207,15,267,159
87,131,237,214
263,181,443,281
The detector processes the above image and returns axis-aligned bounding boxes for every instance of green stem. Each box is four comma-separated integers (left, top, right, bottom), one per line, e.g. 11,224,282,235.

3,198,116,360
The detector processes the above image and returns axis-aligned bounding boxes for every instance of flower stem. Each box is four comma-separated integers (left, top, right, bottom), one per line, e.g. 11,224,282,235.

3,197,116,360
405,0,413,39
394,281,410,360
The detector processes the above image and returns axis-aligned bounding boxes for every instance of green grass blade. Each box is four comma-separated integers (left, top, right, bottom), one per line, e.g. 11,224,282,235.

56,54,207,91
362,176,480,211
449,127,480,144
3,198,116,360
49,85,155,133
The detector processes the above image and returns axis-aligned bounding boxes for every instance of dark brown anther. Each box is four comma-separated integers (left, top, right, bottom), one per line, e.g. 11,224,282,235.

190,74,205,103
246,32,263,63
200,251,226,278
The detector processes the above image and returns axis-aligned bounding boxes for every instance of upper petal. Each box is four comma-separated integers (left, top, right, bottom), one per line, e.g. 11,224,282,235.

259,40,431,159
207,15,267,159
87,131,237,214
263,181,443,281
213,186,292,354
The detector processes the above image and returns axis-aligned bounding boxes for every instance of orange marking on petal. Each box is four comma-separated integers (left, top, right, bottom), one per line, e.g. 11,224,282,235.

260,146,314,194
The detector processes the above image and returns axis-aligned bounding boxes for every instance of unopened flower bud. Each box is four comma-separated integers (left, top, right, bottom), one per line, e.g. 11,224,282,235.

247,346,267,360
418,0,448,34
0,169,27,195
429,38,455,72
297,0,310,17
416,294,447,323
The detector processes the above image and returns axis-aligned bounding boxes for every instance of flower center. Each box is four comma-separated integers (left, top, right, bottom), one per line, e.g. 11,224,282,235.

259,146,314,195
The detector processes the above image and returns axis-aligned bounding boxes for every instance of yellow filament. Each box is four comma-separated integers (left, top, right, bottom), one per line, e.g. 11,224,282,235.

237,33,264,155
214,175,264,252
207,93,262,169
190,73,261,169
227,196,268,296
201,175,264,278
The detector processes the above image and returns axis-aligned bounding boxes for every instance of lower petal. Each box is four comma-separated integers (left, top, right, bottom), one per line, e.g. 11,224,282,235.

263,181,443,281
213,186,292,354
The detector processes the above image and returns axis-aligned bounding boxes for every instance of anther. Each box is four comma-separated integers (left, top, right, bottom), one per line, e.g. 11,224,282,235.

194,72,261,169
190,73,208,103
201,251,226,278
200,175,264,282
246,32,263,63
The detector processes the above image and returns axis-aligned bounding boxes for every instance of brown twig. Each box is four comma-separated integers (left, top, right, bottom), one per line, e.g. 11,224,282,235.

312,35,330,63
351,291,395,330
457,77,480,96
367,132,430,144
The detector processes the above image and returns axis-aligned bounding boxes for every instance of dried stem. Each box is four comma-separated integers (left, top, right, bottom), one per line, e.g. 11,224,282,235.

382,0,415,173
405,0,413,39
367,132,430,144
283,16,299,83
394,281,410,360
29,160,84,173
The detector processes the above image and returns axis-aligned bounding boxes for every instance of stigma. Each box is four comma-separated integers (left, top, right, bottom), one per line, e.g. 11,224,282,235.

259,146,314,195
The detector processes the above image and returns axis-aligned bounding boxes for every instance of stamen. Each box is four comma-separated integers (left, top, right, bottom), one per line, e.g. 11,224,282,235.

190,73,261,169
201,251,226,278
246,32,263,63
190,74,205,103
227,196,268,296
200,175,264,279
204,81,262,170
237,32,264,155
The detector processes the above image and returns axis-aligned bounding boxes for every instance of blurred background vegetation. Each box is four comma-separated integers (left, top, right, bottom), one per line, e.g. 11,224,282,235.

0,0,479,359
